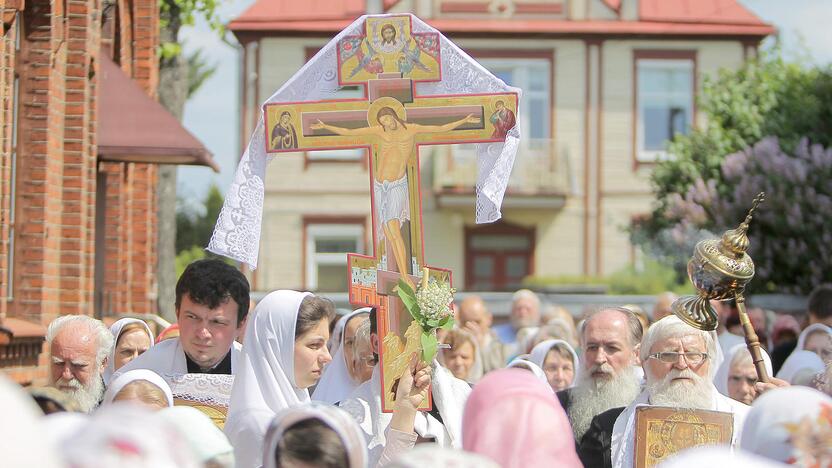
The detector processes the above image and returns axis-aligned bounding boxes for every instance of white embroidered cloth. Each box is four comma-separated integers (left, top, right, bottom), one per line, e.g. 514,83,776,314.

166,373,234,408
208,13,522,269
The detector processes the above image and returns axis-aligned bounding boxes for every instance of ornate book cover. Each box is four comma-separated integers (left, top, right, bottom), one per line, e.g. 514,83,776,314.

634,406,734,468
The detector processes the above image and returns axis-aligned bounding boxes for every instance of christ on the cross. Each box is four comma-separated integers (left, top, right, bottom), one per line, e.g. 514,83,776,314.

311,105,480,278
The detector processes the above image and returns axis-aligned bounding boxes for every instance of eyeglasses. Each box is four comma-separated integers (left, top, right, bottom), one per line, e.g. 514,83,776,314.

647,351,709,365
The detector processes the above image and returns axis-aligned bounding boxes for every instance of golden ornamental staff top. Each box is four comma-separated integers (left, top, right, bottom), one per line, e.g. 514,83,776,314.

670,192,766,331
721,192,766,257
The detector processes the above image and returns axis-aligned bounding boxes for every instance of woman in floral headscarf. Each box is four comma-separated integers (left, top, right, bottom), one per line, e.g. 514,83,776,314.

740,386,832,466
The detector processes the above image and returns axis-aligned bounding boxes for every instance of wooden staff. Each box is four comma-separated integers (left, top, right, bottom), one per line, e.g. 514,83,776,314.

735,293,769,383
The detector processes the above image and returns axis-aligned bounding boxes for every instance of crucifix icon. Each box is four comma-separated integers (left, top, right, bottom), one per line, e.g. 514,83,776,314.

263,15,518,412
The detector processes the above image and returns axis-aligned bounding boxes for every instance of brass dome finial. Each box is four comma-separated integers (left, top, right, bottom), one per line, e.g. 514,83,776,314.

720,192,765,257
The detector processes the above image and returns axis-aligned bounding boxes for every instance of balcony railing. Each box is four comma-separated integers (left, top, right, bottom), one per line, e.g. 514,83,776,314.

430,139,571,199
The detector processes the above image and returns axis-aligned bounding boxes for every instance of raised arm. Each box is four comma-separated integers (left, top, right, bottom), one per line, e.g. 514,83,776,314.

413,113,481,134
310,119,378,137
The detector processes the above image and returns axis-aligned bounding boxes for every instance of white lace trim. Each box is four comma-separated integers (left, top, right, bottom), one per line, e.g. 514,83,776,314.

165,373,234,407
208,13,522,269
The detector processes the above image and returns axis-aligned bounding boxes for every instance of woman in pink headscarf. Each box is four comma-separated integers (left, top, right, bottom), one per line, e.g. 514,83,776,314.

462,368,582,468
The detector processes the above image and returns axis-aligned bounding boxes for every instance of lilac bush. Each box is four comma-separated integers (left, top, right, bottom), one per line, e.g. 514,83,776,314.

642,137,832,294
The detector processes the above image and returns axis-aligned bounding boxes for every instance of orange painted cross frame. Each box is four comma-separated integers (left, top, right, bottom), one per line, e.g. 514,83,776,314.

261,15,518,413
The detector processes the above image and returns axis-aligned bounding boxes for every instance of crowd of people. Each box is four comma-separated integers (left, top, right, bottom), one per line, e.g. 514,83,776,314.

2,258,831,467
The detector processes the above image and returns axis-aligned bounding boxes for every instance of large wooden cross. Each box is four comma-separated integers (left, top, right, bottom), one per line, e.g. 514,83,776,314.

264,15,518,412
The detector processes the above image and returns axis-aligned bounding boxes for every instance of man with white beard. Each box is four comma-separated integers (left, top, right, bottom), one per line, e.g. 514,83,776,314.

492,289,542,354
557,307,644,448
580,315,749,468
47,315,114,413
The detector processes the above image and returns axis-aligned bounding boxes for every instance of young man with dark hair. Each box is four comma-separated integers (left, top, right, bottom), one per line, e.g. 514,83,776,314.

116,258,251,377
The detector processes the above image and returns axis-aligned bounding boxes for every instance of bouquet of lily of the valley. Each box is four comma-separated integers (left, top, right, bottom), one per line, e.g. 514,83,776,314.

396,270,455,363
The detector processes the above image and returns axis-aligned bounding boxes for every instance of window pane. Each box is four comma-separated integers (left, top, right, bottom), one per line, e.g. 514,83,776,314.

506,256,528,278
317,264,347,292
315,238,358,253
308,148,365,161
529,99,547,140
473,256,495,278
470,234,530,251
529,67,546,92
493,70,514,85
638,60,693,153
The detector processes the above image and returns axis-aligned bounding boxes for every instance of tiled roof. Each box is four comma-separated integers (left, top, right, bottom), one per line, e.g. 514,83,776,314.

98,55,219,172
228,0,774,38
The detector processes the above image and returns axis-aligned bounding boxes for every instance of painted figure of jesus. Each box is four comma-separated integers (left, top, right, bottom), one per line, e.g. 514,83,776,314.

311,106,480,277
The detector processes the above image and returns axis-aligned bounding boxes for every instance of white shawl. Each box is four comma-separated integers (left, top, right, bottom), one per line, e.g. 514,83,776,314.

112,336,242,382
224,290,312,468
507,358,551,390
104,317,154,385
207,13,522,269
312,309,371,404
103,369,174,407
340,362,471,467
528,339,580,389
610,386,749,468
713,343,773,396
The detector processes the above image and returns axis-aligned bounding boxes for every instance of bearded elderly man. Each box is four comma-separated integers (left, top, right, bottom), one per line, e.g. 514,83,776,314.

558,308,644,447
47,315,114,413
492,289,542,354
580,315,749,468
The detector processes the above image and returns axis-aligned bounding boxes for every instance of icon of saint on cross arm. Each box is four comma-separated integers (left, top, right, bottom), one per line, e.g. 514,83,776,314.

490,99,516,140
270,111,298,150
311,98,480,281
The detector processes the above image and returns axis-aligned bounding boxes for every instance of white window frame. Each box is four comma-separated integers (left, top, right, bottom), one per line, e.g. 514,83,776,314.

306,86,368,162
305,223,365,291
636,58,694,163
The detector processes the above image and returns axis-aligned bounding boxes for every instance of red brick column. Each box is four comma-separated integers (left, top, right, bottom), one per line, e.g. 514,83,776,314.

60,0,101,316
15,1,68,326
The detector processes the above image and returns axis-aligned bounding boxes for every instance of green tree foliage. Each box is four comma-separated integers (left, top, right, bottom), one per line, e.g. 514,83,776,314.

160,0,224,59
176,185,224,254
642,51,832,235
632,50,832,293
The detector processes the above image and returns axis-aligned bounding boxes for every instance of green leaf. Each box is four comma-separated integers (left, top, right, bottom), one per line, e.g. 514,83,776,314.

421,331,438,364
159,42,182,60
395,279,422,322
439,316,455,331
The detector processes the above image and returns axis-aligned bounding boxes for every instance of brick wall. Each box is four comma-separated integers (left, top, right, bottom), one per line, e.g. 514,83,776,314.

0,0,19,322
0,0,163,385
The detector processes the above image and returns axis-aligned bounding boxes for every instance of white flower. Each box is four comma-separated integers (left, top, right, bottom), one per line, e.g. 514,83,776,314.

416,278,455,323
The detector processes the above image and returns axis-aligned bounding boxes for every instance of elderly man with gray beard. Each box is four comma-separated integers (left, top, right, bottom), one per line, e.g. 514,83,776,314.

580,315,750,468
557,308,644,450
47,315,114,413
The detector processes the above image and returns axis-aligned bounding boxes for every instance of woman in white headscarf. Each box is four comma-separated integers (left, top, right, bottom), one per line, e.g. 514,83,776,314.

506,358,551,389
312,308,371,404
0,376,64,468
63,404,200,468
263,403,367,468
159,406,235,468
104,317,154,385
714,343,773,405
529,339,580,392
225,291,335,468
776,349,826,385
739,386,832,466
103,369,173,409
794,323,832,363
